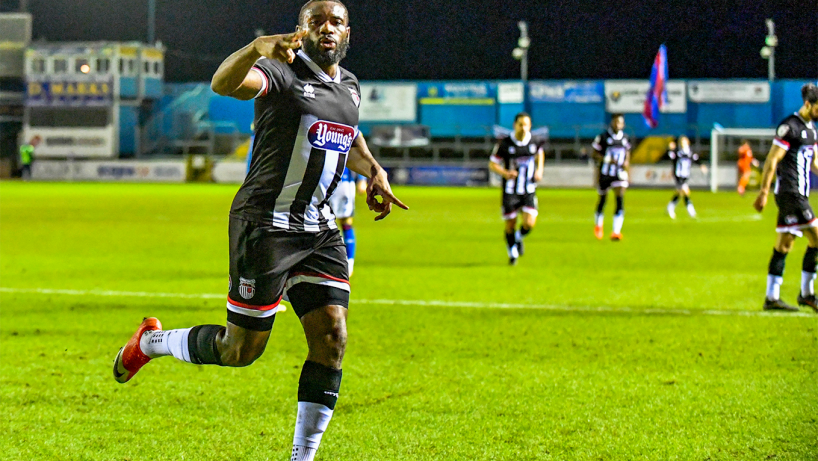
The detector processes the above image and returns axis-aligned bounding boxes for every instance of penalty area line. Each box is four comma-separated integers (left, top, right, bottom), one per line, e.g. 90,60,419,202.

0,287,813,318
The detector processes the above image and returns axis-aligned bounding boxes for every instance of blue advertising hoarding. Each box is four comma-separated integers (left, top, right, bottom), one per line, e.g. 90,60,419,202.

418,82,495,105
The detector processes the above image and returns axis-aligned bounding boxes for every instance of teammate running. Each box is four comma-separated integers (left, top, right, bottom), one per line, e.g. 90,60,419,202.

489,112,545,265
754,83,818,312
592,114,631,241
666,135,707,219
112,3,408,461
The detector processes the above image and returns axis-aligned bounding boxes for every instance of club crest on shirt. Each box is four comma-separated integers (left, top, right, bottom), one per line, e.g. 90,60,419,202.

303,84,316,99
349,87,360,107
239,277,255,299
308,120,355,153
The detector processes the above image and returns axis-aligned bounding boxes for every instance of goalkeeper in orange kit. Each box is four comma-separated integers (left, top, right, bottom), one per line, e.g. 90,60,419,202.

737,140,760,195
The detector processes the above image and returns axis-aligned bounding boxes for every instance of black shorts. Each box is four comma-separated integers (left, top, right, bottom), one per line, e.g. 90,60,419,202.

598,175,629,194
227,217,350,331
674,176,689,188
502,193,538,219
775,193,817,236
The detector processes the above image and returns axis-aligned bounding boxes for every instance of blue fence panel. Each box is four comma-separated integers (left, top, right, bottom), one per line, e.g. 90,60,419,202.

119,77,138,98
417,81,496,137
531,103,606,139
775,80,814,121
497,103,525,130
143,77,163,99
119,105,138,155
690,103,772,133
623,113,689,139
419,104,495,137
208,96,254,134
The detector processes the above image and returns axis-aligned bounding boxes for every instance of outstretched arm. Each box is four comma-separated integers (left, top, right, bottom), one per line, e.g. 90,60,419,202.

347,134,408,221
211,31,307,100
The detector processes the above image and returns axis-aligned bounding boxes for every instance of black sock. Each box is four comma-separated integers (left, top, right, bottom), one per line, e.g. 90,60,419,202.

187,325,225,365
615,196,624,215
803,247,818,273
769,248,787,277
670,193,679,204
684,196,691,206
596,195,607,214
298,360,342,410
520,226,532,237
505,231,516,250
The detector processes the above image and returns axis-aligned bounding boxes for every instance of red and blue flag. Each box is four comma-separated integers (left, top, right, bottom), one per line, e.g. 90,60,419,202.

643,44,668,129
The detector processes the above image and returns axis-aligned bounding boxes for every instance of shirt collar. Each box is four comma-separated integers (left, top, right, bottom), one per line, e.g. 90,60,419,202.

298,50,341,84
511,131,531,146
607,128,623,140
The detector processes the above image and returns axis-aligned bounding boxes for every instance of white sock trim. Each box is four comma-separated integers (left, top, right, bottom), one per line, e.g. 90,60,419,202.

801,271,816,297
612,213,624,234
140,328,193,362
766,275,784,300
293,402,334,450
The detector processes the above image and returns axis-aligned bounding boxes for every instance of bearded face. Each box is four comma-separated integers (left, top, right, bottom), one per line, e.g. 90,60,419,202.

303,30,349,68
300,2,350,68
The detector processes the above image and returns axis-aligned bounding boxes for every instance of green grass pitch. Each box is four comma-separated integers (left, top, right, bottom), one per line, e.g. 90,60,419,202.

1,182,816,460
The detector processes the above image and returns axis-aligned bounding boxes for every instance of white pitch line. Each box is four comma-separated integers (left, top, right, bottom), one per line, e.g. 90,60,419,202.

0,287,813,318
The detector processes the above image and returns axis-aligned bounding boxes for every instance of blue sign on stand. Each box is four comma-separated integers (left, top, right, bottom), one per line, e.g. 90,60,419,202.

26,77,114,107
528,81,604,103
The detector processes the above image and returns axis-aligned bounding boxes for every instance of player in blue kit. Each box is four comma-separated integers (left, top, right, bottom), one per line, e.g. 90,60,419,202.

329,167,367,275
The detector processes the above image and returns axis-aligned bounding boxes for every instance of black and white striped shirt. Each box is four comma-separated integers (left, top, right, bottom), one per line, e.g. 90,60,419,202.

230,51,361,232
773,113,818,197
592,129,631,179
668,148,700,180
490,132,545,195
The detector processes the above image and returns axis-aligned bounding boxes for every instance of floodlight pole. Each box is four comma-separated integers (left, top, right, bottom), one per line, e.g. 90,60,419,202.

148,0,156,44
517,21,529,82
765,19,776,82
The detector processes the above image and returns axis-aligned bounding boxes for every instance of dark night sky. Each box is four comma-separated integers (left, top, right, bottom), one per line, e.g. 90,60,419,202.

26,0,818,83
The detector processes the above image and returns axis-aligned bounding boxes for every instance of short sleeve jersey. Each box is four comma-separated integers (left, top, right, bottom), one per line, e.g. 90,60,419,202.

592,129,631,179
490,132,545,195
668,148,700,180
230,50,361,232
772,113,818,197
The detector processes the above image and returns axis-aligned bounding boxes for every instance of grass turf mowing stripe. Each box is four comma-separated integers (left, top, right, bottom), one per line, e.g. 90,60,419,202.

1,286,814,318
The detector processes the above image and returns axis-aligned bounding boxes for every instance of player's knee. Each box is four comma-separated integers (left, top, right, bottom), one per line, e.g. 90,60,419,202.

776,240,795,254
320,311,347,361
325,320,348,358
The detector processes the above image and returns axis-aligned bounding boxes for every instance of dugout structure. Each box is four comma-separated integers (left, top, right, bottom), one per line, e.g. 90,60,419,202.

709,126,775,192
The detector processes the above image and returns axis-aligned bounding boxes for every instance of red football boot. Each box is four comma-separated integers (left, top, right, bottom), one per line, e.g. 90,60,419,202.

113,317,162,383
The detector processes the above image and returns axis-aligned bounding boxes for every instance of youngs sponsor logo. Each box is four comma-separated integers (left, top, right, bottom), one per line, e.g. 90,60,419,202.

307,121,355,153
